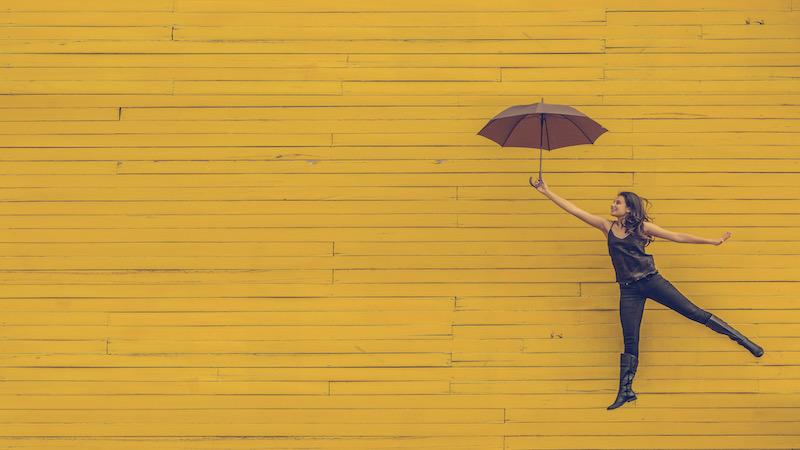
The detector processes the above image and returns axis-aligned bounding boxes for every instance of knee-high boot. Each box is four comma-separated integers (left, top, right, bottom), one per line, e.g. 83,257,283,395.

704,314,764,357
607,352,638,410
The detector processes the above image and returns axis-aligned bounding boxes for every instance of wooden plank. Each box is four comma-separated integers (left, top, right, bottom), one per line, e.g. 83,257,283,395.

0,67,506,81
0,392,795,408
0,1,173,11
0,40,605,54
606,38,800,52
173,25,700,41
1,11,605,27
2,146,800,162
608,11,800,26
1,117,799,134
0,26,173,40
176,0,606,12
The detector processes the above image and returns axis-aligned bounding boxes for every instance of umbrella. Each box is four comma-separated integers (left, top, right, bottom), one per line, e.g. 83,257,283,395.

476,98,608,187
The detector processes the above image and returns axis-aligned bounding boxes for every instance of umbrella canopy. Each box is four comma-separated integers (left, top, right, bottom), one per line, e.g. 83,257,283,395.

477,98,608,184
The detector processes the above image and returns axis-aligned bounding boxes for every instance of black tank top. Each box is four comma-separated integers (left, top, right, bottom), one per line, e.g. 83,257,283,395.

607,224,657,284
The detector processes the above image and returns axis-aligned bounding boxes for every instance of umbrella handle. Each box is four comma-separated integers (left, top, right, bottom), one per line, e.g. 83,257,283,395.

539,147,543,183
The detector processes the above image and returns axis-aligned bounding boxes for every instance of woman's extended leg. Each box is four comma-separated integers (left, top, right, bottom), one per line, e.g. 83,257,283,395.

641,274,763,357
639,274,711,325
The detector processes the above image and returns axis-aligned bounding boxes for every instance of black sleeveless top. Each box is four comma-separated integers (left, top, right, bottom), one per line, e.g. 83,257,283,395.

607,224,657,284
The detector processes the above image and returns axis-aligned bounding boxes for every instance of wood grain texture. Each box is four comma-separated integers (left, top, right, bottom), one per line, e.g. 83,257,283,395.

0,0,799,448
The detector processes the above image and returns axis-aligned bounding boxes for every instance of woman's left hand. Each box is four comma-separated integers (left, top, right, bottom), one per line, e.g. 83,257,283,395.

714,231,732,246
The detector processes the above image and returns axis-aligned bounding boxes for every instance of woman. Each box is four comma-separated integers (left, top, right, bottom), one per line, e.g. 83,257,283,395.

530,178,764,410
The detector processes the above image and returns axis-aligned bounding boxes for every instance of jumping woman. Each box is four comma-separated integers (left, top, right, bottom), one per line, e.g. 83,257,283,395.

530,178,764,410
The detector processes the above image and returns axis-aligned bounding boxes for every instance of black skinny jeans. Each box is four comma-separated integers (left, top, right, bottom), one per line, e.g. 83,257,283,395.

619,272,712,357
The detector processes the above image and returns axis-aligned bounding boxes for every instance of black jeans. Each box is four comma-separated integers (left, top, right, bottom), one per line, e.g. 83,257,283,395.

619,272,712,357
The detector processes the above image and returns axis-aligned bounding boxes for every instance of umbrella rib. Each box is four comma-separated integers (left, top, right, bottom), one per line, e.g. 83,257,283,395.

500,114,527,147
561,114,594,143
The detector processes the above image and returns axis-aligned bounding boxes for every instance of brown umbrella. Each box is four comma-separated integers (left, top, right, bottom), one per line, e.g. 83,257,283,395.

476,98,608,186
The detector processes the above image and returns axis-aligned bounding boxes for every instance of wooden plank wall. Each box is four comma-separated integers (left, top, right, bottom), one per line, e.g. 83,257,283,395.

0,0,799,448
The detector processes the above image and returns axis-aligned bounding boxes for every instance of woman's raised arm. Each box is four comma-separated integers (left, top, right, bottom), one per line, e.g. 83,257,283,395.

531,178,609,232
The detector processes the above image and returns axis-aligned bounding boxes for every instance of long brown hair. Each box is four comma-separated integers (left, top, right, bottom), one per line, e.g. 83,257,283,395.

617,191,655,247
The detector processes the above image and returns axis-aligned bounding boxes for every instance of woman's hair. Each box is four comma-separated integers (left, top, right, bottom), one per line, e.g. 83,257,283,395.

617,191,655,247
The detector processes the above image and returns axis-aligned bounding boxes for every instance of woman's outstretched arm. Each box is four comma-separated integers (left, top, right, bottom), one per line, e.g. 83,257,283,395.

531,178,608,232
643,222,732,246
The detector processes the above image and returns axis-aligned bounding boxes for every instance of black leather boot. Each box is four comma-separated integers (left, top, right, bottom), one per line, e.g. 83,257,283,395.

704,314,764,357
607,352,638,410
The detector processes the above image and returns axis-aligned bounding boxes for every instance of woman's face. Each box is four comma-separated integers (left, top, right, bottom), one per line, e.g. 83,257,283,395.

610,196,630,219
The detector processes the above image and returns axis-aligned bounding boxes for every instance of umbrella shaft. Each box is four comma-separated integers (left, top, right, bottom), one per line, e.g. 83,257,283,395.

539,149,543,179
539,114,544,179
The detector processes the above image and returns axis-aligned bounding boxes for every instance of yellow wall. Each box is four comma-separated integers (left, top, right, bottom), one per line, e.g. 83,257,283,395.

1,0,799,448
